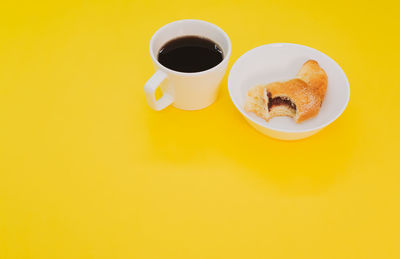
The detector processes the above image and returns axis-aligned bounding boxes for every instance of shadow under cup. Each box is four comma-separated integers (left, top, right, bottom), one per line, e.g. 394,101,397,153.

148,20,231,110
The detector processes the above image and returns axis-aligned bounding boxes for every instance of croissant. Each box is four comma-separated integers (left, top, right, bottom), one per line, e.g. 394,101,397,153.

244,60,328,123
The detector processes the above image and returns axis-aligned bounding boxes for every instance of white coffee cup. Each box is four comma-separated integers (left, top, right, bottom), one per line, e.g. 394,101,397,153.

145,19,232,111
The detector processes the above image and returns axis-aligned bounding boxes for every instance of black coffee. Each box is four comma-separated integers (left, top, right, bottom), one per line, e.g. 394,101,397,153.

157,36,223,73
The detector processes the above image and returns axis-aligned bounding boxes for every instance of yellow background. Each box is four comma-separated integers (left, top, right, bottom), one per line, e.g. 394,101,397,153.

1,0,400,258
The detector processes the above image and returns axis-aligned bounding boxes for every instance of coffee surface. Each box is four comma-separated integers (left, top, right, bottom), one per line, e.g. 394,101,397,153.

157,36,223,73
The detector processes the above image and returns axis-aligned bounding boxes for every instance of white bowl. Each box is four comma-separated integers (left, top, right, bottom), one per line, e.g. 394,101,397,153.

228,43,350,140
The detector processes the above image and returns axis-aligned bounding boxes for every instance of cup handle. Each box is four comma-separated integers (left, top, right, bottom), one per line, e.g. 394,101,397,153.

144,70,173,111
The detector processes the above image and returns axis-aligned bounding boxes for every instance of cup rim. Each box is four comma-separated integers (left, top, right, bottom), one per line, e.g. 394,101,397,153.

149,19,232,77
228,43,351,133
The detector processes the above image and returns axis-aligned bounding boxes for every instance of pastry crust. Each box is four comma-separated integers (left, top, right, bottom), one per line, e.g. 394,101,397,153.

297,59,328,100
244,60,328,123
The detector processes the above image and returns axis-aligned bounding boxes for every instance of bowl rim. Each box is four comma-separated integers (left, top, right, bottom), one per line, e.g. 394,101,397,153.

227,43,350,133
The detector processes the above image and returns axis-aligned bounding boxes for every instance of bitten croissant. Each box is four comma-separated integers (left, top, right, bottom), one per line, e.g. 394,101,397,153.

244,60,328,123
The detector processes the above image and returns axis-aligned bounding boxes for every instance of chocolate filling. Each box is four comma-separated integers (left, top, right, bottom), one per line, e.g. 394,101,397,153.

267,92,297,111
